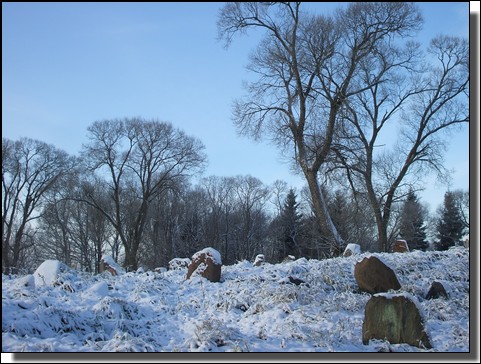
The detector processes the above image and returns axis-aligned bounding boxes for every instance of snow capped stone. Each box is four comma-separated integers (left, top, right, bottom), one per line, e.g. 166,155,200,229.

254,254,265,266
343,243,361,256
192,247,222,265
187,247,222,282
101,255,125,275
33,260,68,287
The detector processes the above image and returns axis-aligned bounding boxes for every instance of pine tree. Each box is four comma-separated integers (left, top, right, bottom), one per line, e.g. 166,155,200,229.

280,189,304,259
328,190,348,244
435,191,464,251
399,190,428,251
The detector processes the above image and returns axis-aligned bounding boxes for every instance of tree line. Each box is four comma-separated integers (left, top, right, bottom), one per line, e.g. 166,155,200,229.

3,2,469,274
2,129,468,274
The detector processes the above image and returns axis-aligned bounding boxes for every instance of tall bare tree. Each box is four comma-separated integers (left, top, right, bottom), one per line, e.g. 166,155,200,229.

2,137,75,273
217,2,422,253
332,35,468,251
80,118,206,271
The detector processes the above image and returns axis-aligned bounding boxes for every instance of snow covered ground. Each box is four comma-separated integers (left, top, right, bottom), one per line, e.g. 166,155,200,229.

2,247,470,353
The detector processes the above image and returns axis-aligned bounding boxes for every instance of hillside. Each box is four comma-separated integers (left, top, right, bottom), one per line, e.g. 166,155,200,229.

2,247,469,353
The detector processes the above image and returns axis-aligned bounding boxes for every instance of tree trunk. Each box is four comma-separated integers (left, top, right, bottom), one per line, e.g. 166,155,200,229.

366,187,389,253
304,170,344,254
376,219,389,252
122,242,138,272
12,221,28,271
3,208,15,274
2,238,11,274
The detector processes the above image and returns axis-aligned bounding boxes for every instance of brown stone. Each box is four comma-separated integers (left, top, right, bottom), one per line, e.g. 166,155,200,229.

362,295,432,349
354,256,401,294
288,276,307,286
186,250,222,282
393,239,409,253
426,281,448,300
98,256,125,276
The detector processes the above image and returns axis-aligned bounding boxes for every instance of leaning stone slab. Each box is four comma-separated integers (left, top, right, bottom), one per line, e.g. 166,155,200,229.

393,239,410,253
426,281,449,300
362,293,432,349
354,256,401,294
343,243,361,257
186,247,222,282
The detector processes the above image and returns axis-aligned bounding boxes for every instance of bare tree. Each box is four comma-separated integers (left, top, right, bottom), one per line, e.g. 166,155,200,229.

270,179,289,216
217,2,422,254
37,196,74,267
231,175,270,260
332,35,468,251
142,186,181,268
201,176,237,262
80,118,206,271
2,137,75,273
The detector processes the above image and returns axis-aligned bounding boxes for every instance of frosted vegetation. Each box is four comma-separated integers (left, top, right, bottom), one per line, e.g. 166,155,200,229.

2,247,469,353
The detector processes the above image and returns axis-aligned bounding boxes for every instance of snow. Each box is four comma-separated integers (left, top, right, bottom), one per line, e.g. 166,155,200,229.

168,258,191,270
2,246,471,353
192,247,222,265
13,274,35,289
82,281,110,299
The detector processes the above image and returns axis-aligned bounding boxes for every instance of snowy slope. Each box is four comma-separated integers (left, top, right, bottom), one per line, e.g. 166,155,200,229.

2,247,470,352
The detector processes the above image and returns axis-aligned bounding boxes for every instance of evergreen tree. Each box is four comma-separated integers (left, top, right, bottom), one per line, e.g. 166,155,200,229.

280,189,304,259
435,191,464,251
399,190,428,251
328,190,349,246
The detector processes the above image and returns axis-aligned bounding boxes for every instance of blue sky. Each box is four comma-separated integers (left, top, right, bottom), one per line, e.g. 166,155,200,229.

2,2,472,213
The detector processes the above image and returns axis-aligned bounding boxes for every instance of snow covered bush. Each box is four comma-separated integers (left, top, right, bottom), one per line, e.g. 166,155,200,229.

168,258,191,270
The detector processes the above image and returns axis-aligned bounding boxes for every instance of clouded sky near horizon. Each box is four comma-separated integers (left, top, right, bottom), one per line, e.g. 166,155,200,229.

2,2,473,213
